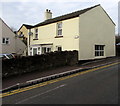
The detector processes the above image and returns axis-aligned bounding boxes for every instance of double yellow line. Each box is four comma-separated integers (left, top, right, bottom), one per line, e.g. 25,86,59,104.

1,61,120,98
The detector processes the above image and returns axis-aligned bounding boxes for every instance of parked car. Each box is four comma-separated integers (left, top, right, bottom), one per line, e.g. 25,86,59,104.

0,54,15,60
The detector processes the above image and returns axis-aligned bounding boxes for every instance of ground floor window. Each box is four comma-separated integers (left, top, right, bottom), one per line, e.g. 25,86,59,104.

95,45,105,56
42,47,51,54
30,45,52,55
56,46,62,51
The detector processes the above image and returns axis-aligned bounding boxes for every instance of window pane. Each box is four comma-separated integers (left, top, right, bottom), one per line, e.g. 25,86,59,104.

2,38,5,43
38,47,40,51
58,23,62,28
58,29,62,35
35,28,38,33
6,38,9,40
47,48,51,52
35,28,38,39
20,32,23,35
101,51,104,56
42,47,46,54
44,47,46,53
6,38,9,44
95,45,99,50
100,51,102,56
58,47,62,51
6,41,9,44
100,45,104,50
35,34,38,39
95,51,99,56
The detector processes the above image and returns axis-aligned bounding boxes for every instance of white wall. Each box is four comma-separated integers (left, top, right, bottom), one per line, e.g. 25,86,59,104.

1,19,16,54
15,37,26,55
0,19,26,55
29,17,79,53
79,6,115,60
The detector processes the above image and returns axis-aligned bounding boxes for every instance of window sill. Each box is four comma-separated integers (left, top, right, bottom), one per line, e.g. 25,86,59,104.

33,38,38,40
55,36,63,38
94,56,106,59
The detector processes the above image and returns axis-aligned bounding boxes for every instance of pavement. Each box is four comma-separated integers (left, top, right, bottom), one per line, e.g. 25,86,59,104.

2,56,120,89
2,59,119,104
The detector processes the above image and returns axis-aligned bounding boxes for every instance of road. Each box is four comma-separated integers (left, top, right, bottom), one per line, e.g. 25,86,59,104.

2,62,119,104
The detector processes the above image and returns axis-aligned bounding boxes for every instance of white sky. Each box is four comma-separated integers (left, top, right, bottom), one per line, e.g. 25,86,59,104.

0,0,119,34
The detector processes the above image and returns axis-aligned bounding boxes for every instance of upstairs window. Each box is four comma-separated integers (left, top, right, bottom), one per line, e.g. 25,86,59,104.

57,22,62,36
19,32,24,37
2,37,10,44
34,28,38,39
95,45,105,56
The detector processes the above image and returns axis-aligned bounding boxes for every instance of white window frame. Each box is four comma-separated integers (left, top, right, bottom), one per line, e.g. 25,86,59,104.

30,46,41,56
56,46,62,51
95,45,105,57
57,22,62,36
2,37,10,44
41,46,52,54
34,28,38,39
29,47,32,56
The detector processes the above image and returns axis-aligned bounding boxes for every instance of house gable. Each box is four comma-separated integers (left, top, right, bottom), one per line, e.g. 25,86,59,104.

100,6,115,26
79,5,115,60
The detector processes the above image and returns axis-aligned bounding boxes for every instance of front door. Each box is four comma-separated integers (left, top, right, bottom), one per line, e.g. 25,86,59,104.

33,48,37,55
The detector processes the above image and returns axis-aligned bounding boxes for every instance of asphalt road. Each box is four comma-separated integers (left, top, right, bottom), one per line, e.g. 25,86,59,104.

2,62,119,104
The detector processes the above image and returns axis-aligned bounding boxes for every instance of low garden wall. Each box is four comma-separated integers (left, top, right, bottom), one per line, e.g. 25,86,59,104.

2,50,78,78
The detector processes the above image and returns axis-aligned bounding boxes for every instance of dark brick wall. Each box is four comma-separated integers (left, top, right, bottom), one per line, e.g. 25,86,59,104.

2,50,78,78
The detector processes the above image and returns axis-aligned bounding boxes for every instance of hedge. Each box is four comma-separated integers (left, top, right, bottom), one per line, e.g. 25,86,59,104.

2,50,78,78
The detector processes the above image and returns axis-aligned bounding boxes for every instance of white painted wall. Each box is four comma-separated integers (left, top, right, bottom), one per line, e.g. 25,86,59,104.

29,17,79,53
1,19,16,54
0,19,26,55
79,6,115,60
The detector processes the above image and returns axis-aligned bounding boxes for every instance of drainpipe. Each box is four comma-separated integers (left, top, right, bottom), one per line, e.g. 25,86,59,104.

28,29,33,56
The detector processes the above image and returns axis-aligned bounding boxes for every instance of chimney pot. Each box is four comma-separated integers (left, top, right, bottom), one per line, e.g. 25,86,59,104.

45,9,52,20
46,9,48,12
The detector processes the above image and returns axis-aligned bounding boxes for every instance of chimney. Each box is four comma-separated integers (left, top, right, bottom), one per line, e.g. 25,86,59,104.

45,9,52,20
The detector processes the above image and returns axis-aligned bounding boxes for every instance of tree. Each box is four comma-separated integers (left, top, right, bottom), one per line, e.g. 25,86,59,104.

116,35,120,44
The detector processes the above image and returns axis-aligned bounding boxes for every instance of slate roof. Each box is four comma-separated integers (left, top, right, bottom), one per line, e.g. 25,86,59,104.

23,24,33,29
34,4,100,28
18,4,115,30
17,24,33,32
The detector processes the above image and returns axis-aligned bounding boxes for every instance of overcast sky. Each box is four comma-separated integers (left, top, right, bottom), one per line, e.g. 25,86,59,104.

0,0,119,34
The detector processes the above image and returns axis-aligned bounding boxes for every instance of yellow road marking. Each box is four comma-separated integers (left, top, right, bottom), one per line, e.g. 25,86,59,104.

1,61,120,98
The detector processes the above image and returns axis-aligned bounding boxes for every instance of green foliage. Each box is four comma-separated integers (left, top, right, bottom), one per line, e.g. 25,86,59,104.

2,51,78,78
